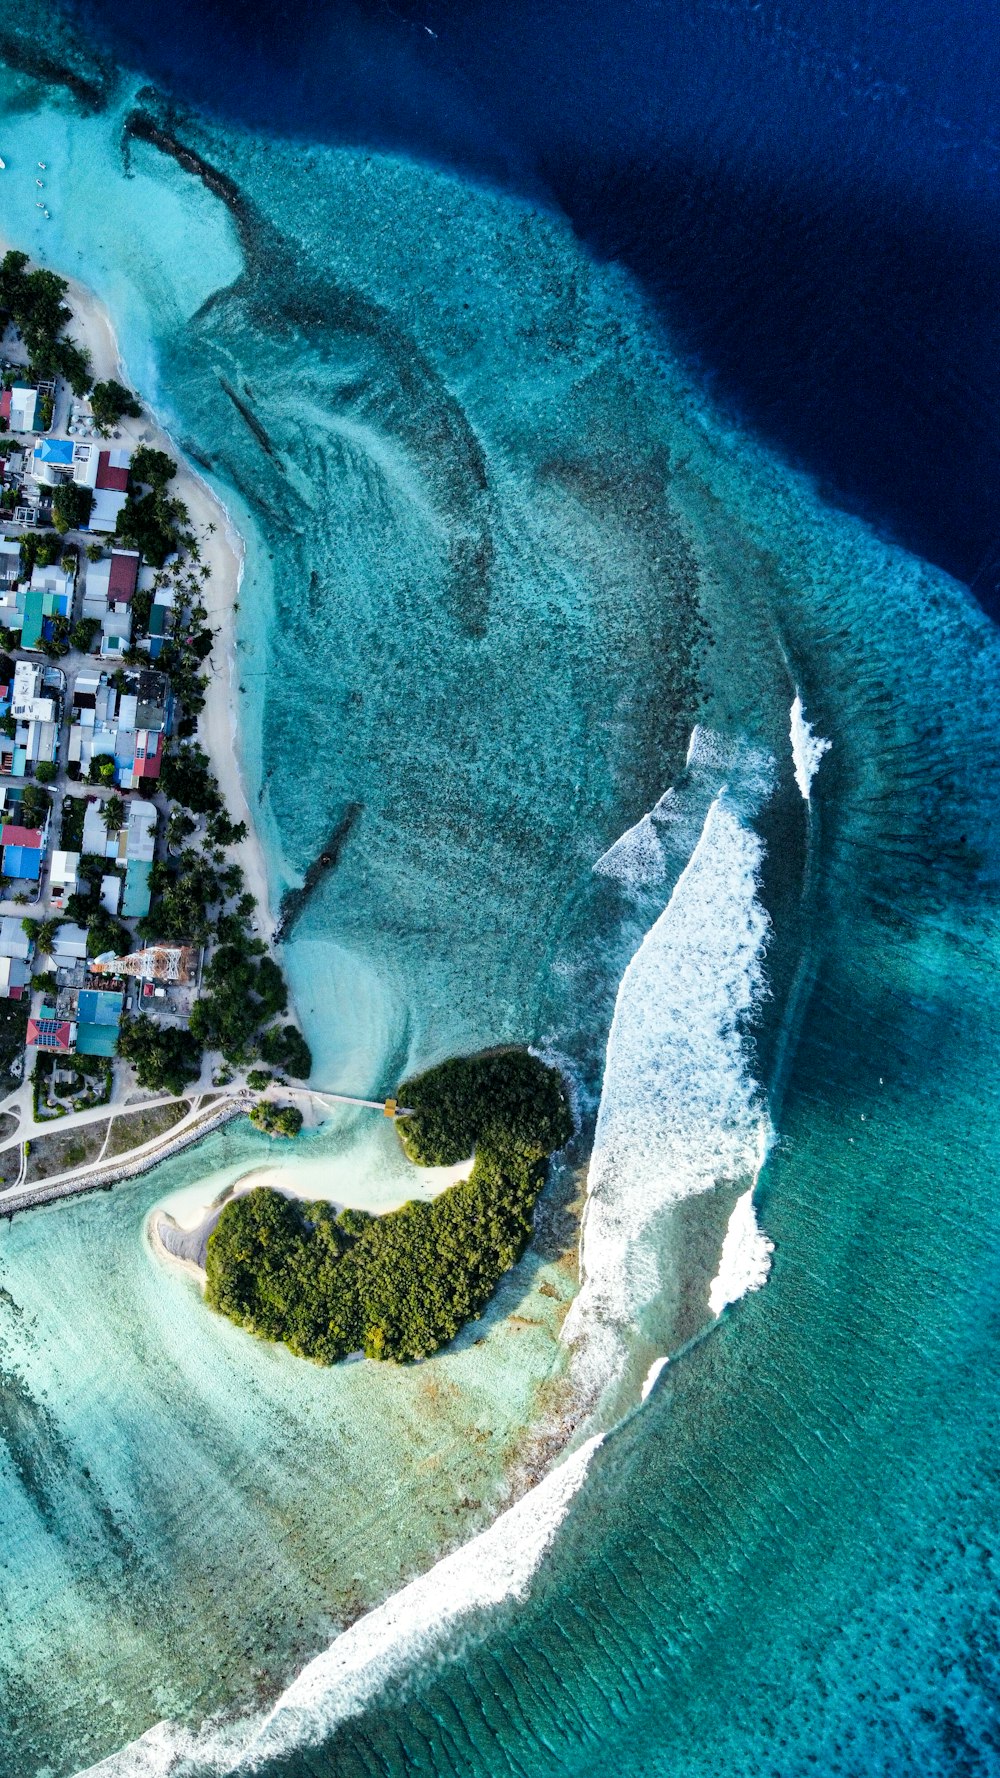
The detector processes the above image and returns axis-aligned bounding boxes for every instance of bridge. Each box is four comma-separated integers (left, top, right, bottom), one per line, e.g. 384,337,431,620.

285,1087,412,1118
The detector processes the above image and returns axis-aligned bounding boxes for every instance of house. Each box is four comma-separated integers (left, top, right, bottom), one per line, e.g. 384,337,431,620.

0,537,21,589
27,1012,75,1052
82,555,111,620
68,668,168,789
122,798,157,917
1,824,44,883
50,922,88,968
10,660,56,722
133,729,163,780
6,659,60,775
0,652,15,712
49,850,80,911
88,449,131,534
81,797,117,861
125,798,157,862
30,560,73,608
1,386,39,433
16,566,73,653
108,549,139,604
29,561,74,646
31,436,75,487
97,550,140,661
100,607,132,659
0,914,32,1000
73,986,122,1057
100,873,122,916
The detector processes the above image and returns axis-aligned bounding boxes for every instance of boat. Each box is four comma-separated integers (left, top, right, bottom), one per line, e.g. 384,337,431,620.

37,161,45,169
0,159,6,171
35,179,43,188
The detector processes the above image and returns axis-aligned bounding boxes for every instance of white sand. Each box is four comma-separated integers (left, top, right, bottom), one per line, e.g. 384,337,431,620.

66,280,274,938
158,1149,474,1236
6,256,276,942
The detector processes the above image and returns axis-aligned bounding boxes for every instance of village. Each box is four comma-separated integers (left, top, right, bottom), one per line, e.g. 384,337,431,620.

0,251,314,1192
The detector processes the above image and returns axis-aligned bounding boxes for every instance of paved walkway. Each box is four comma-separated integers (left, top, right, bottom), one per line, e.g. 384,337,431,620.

0,1078,411,1214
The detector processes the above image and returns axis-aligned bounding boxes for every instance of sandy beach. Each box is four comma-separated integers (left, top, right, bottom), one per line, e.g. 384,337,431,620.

43,262,277,944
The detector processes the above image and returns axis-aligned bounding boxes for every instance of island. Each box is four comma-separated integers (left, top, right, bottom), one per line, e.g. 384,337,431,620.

204,1048,573,1362
0,245,321,1205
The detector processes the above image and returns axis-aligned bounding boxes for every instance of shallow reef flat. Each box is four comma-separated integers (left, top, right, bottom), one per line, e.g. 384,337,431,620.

0,39,999,1778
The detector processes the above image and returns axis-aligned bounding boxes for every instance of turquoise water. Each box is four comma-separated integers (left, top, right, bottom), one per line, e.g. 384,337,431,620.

0,46,998,1778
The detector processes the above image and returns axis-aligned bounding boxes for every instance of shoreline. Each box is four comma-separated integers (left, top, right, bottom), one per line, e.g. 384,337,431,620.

0,1095,244,1218
0,235,277,951
51,264,278,947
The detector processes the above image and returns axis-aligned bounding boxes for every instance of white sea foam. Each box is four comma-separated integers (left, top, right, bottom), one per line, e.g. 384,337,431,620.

76,1440,601,1776
241,1436,602,1764
595,725,772,891
640,1355,669,1401
565,790,772,1394
76,1717,254,1778
708,1187,775,1317
789,694,831,799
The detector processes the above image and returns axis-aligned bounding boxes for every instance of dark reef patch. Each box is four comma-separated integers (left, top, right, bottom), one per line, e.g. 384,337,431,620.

276,801,363,941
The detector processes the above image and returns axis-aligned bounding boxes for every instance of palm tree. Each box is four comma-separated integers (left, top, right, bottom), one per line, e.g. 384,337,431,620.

101,794,125,834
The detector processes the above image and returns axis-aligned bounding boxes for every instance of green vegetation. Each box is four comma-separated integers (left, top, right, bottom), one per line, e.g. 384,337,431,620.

51,481,93,534
116,1012,201,1094
141,850,220,944
0,251,91,392
188,936,289,1064
205,1049,572,1364
130,446,176,490
19,531,61,576
258,1021,312,1080
160,742,221,815
101,793,125,834
89,379,141,432
249,1101,303,1139
71,616,100,653
114,444,187,566
34,1050,112,1123
42,614,72,660
34,760,57,784
0,997,28,1087
86,908,128,959
32,917,60,956
17,782,50,828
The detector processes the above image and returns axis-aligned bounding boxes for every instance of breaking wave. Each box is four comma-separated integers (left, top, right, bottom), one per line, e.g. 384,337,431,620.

564,784,773,1396
789,694,831,800
708,1183,775,1317
79,1442,602,1777
594,724,771,891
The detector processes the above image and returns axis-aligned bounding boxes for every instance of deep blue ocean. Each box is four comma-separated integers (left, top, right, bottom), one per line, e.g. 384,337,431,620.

1,4,1000,1775
68,0,1000,607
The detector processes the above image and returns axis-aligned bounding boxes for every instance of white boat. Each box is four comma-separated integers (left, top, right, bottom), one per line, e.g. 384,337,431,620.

0,159,6,171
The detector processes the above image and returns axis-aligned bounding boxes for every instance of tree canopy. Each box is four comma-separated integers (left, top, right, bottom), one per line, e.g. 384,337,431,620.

205,1049,572,1364
0,250,91,392
117,1013,201,1095
51,481,93,534
90,379,141,431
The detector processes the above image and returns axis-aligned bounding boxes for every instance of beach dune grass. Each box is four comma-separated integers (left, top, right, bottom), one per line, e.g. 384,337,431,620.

205,1049,573,1363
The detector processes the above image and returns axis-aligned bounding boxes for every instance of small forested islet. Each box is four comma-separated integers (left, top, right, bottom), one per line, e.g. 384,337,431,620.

205,1049,573,1362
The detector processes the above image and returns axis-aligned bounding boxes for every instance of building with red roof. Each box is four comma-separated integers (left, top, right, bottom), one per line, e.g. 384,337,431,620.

133,729,164,780
96,450,130,493
27,1016,75,1052
108,549,139,603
